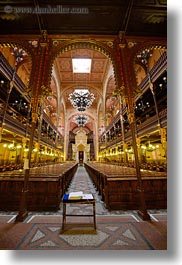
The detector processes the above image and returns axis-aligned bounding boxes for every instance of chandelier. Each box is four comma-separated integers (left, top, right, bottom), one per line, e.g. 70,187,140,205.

136,48,152,65
68,89,95,111
73,115,89,127
11,47,26,64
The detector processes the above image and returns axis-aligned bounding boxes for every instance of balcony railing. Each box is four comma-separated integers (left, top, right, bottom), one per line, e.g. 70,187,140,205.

1,106,63,151
99,108,167,150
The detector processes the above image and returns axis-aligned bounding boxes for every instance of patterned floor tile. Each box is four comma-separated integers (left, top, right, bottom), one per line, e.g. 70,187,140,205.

11,217,166,250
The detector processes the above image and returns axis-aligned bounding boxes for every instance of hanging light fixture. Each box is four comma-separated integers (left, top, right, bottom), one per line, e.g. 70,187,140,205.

11,98,28,112
73,115,89,127
68,89,95,111
136,48,152,65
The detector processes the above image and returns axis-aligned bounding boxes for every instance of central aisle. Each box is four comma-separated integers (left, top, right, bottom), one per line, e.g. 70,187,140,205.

64,164,134,216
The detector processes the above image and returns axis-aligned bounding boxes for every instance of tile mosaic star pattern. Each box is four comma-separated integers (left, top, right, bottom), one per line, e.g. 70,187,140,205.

14,221,158,250
59,230,109,247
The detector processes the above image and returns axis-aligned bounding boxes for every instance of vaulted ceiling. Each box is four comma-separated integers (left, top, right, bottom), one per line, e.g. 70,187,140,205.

52,48,112,133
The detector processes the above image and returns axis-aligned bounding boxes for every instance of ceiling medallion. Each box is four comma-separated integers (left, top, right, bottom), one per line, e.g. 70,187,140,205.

68,89,95,111
73,115,89,127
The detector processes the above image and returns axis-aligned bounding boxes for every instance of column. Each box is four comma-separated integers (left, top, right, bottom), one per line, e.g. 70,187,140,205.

160,128,167,157
136,137,142,163
21,137,27,163
15,31,52,222
35,100,44,163
95,118,99,161
34,142,39,163
119,96,127,163
123,143,128,163
63,114,68,161
114,36,150,220
2,144,9,165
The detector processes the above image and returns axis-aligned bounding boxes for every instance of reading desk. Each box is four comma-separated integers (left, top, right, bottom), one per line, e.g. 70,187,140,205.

62,193,96,230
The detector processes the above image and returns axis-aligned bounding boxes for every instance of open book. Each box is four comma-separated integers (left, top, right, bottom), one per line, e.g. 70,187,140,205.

82,194,94,199
68,191,93,200
68,191,83,200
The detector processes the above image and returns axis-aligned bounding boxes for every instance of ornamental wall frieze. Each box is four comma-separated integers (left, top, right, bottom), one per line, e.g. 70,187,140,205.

51,39,114,59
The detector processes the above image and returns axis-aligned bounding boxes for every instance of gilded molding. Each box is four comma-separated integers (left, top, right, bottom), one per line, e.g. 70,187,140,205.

31,112,38,123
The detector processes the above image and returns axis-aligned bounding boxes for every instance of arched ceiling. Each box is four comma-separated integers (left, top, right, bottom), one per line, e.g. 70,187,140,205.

51,48,115,134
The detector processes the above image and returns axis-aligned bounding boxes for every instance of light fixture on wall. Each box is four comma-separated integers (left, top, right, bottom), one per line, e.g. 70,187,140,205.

73,115,89,127
141,142,159,152
68,89,95,111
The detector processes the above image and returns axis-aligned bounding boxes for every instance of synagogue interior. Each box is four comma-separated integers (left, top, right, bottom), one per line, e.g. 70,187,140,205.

0,0,167,250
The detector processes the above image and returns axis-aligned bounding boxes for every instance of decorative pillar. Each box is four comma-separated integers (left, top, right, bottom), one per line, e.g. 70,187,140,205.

35,95,47,163
114,36,150,220
20,137,27,162
136,137,142,163
95,118,99,161
34,142,39,163
64,114,68,161
15,31,52,222
127,97,150,220
120,97,127,163
2,144,9,165
160,128,167,157
123,143,128,163
113,89,128,163
44,146,48,162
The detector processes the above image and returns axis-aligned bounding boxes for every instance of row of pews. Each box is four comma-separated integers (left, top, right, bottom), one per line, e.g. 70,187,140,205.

85,162,167,211
0,162,78,211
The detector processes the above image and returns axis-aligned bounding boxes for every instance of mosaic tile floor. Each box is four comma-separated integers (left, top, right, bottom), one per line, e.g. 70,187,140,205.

0,216,167,250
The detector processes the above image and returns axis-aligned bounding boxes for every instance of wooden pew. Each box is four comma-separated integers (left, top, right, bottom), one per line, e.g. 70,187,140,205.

104,176,167,210
85,162,167,211
0,162,78,211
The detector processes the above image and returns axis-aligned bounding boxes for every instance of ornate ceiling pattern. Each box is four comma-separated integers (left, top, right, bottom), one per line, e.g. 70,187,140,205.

51,48,114,133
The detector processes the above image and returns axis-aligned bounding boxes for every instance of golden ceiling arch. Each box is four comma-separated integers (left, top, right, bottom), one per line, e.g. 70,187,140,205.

50,39,119,90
